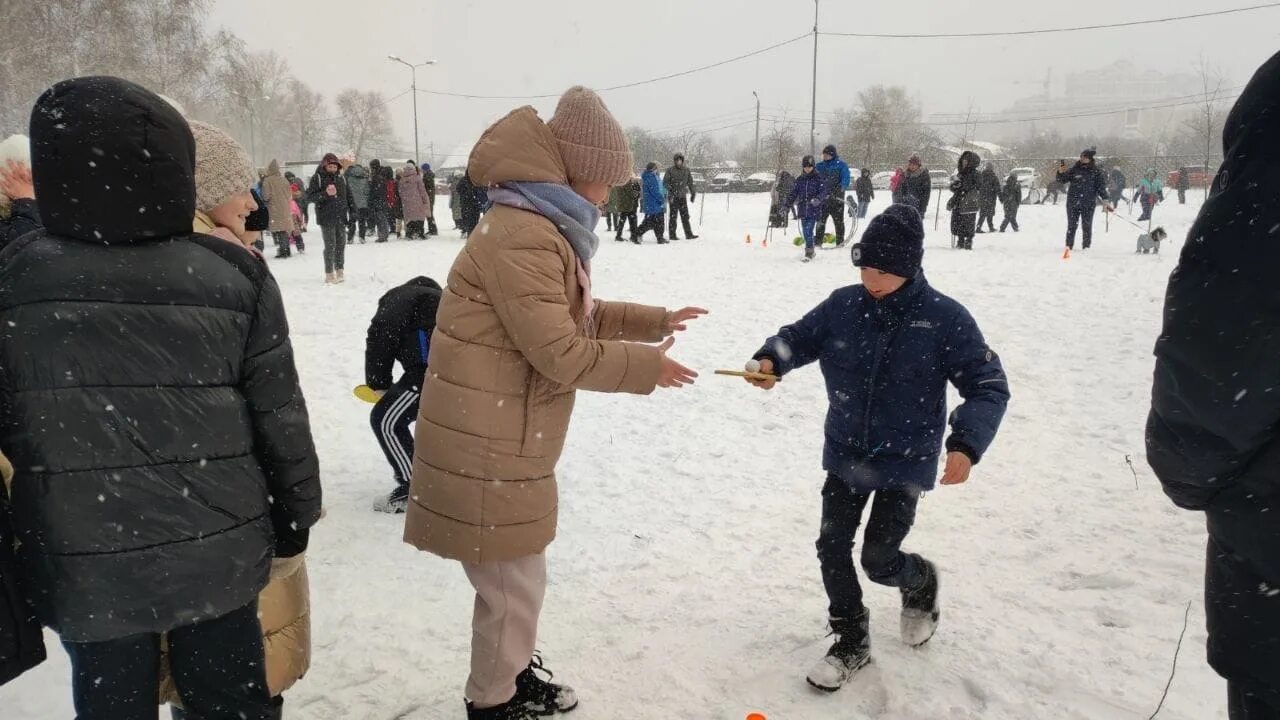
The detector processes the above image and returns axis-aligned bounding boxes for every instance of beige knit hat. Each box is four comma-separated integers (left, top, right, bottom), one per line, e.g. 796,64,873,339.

189,120,257,212
546,86,633,186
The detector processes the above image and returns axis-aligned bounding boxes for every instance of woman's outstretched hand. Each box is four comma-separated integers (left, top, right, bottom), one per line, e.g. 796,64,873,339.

655,337,698,389
664,307,708,335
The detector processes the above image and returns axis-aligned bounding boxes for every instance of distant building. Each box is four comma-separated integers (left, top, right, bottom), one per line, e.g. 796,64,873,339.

927,61,1208,142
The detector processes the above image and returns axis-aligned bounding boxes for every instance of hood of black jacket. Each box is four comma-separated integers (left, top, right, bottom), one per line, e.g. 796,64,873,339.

407,276,442,292
1180,48,1280,279
346,165,369,180
30,76,196,244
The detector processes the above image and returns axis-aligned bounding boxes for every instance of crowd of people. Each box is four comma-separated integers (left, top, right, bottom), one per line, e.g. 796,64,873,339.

0,47,1277,720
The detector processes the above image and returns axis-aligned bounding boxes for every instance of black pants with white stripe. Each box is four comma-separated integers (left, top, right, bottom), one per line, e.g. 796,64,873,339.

370,379,420,488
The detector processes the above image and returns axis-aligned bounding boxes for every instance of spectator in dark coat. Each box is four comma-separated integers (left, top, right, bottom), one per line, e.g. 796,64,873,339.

662,153,698,240
344,163,372,243
770,170,796,228
614,176,641,241
455,171,483,237
307,152,355,282
1055,149,1111,251
898,154,932,218
854,168,875,219
1146,48,1280,720
746,203,1008,688
999,173,1021,232
975,165,1000,233
0,75,320,720
365,276,443,514
366,160,393,242
1176,166,1191,204
949,151,981,250
421,163,439,235
0,135,40,252
1107,165,1128,209
1040,161,1065,205
814,144,851,244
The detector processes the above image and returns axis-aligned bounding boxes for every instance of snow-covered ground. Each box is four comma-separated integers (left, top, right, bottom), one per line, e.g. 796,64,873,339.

3,191,1227,719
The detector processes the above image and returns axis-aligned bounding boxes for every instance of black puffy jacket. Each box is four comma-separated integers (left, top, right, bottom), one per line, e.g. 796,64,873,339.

0,76,321,643
899,168,932,217
1056,160,1109,209
1146,49,1280,681
1,484,45,686
365,277,443,390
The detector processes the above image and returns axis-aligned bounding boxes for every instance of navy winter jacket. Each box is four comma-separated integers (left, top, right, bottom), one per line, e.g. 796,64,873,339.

756,275,1010,492
815,154,851,201
1056,161,1110,209
784,171,827,221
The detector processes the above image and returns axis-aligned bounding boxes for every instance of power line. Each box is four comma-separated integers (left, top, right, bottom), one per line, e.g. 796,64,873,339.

757,87,1242,130
417,33,811,100
819,3,1280,38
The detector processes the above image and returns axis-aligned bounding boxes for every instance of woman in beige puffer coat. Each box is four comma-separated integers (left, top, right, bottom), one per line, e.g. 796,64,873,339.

404,87,704,719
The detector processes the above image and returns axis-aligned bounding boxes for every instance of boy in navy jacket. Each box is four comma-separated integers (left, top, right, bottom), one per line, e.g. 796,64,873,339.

366,276,442,513
746,204,1010,691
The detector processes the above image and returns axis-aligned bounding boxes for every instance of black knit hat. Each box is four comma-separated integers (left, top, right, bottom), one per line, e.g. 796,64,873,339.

801,155,815,168
823,144,837,156
851,203,925,278
1081,147,1097,160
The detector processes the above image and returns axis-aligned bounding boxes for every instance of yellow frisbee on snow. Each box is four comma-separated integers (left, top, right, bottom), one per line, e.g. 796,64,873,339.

353,385,382,404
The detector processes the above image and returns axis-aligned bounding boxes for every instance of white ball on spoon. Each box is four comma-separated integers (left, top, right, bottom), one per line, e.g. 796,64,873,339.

745,359,762,373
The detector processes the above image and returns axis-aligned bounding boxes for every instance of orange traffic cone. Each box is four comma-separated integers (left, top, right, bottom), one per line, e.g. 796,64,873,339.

762,236,769,247
746,234,752,244
1062,247,1071,260
746,714,767,720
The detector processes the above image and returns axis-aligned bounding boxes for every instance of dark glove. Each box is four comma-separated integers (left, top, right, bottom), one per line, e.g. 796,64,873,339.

690,193,696,202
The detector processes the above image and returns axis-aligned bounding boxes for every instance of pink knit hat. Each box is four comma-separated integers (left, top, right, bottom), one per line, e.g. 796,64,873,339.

546,86,633,186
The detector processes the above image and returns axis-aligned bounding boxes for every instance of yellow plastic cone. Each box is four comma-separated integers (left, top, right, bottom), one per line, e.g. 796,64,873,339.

746,234,752,244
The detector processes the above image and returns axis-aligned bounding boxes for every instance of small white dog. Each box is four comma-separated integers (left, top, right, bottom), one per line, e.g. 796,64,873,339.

1136,227,1167,254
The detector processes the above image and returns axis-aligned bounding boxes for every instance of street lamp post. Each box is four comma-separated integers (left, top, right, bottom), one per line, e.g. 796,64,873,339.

388,56,436,164
752,91,760,173
811,0,819,156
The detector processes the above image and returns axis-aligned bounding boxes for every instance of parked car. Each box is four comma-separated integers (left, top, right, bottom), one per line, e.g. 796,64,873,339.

742,172,776,192
871,171,896,190
692,173,709,191
1167,164,1215,189
709,173,738,192
1009,167,1041,189
929,169,950,188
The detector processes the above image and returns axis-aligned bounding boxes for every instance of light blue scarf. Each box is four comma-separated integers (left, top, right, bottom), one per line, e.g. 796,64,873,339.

486,182,601,265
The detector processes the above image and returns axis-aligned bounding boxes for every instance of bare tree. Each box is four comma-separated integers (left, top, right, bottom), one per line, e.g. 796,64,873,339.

331,90,397,161
833,86,936,169
1188,54,1226,200
282,80,327,161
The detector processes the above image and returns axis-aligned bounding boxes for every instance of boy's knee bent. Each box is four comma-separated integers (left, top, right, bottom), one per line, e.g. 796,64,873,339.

859,543,902,583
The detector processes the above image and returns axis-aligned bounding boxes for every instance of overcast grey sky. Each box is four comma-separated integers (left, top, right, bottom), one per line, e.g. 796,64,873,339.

209,0,1279,164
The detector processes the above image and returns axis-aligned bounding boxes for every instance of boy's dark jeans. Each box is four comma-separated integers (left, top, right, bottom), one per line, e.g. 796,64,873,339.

817,474,927,620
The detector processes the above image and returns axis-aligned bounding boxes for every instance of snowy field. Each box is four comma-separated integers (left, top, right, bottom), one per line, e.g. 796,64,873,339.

2,191,1226,719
